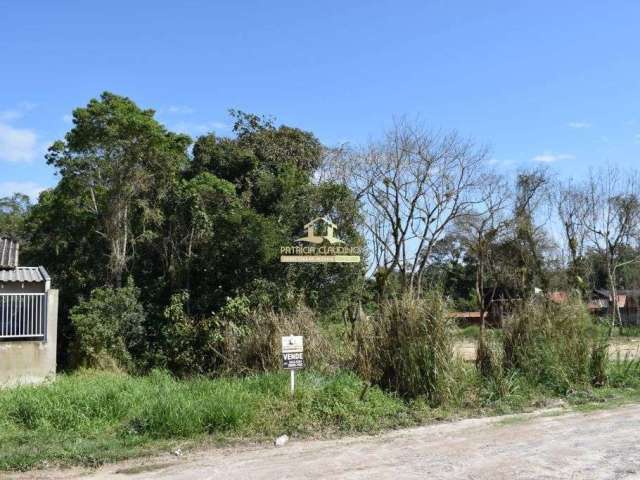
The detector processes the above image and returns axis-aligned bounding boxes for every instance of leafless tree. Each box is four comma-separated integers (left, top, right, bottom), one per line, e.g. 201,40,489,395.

555,180,590,292
315,144,353,185
582,166,640,326
344,119,487,294
456,174,512,337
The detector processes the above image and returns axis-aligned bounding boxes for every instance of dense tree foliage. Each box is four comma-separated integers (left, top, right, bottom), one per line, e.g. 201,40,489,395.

2,92,640,372
3,92,363,370
0,193,30,237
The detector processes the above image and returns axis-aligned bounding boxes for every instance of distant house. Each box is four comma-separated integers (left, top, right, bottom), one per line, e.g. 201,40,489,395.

0,236,59,387
548,291,569,304
589,289,640,325
546,288,640,326
448,311,492,327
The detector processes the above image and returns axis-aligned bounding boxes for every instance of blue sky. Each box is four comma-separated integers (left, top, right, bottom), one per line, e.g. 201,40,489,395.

1,1,639,199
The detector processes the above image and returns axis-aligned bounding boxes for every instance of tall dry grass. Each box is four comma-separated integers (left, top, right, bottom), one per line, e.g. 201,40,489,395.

222,304,334,374
353,291,458,404
502,296,603,393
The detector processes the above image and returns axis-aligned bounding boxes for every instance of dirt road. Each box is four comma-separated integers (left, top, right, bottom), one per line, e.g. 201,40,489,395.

10,403,640,480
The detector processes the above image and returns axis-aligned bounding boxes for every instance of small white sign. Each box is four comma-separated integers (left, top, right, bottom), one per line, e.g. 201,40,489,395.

281,335,303,353
282,335,304,370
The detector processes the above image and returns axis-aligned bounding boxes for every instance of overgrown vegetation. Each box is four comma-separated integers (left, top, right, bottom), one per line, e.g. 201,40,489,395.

501,297,596,393
2,92,640,471
0,370,414,471
9,93,363,371
70,279,146,371
2,352,640,472
353,292,457,404
162,293,334,376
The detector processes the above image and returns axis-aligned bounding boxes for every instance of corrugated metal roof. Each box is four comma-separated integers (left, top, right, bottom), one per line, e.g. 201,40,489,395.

0,237,19,269
0,266,49,283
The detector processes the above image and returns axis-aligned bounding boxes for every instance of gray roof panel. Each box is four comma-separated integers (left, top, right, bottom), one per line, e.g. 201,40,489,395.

0,237,19,269
0,266,47,283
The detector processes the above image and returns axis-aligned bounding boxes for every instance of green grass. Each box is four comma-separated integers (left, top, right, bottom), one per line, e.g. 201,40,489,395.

1,363,640,472
0,370,417,471
617,325,640,337
456,325,480,339
454,325,504,341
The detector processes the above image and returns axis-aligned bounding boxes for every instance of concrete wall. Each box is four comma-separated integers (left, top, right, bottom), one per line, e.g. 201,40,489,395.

0,289,58,387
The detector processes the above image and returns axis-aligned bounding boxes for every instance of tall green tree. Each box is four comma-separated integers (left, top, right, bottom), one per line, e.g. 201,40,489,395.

45,92,191,287
22,94,364,371
0,193,30,238
184,111,363,315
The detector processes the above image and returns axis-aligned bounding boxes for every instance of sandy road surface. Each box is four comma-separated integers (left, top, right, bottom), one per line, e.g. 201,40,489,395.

455,338,640,362
9,403,640,480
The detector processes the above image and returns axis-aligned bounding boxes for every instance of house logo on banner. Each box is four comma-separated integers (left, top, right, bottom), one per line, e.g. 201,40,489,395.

280,217,361,263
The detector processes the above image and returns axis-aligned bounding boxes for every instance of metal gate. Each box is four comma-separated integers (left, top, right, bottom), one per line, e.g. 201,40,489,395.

0,293,47,340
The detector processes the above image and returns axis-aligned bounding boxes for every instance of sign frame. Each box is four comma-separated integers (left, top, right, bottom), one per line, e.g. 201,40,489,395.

281,335,304,395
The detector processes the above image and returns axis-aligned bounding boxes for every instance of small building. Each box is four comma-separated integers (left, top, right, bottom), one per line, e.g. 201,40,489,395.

590,289,640,326
0,236,58,387
448,311,489,327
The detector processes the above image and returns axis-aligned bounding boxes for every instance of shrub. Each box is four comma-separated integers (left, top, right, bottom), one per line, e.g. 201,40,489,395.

353,291,457,404
502,296,594,393
162,294,333,376
162,292,226,376
476,333,503,380
589,338,609,387
222,304,333,374
70,279,145,371
607,354,640,388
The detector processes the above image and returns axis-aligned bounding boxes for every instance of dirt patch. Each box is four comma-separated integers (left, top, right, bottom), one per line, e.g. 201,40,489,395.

454,338,640,362
609,338,640,360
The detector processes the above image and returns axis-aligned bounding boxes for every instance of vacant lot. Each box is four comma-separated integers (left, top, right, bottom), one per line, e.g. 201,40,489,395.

7,403,640,480
455,337,640,362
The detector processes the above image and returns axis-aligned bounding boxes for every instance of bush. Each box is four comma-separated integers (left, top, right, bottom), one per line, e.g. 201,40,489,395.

162,294,333,376
222,304,334,374
589,338,609,387
607,354,640,388
476,333,503,379
162,292,226,376
353,291,457,404
502,296,595,393
70,279,145,371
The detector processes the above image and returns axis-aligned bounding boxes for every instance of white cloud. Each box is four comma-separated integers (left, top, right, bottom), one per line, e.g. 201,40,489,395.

62,114,73,124
0,123,38,163
0,102,37,122
532,151,575,163
171,121,229,135
488,158,515,167
166,105,195,115
0,110,22,122
567,121,591,129
0,181,47,200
